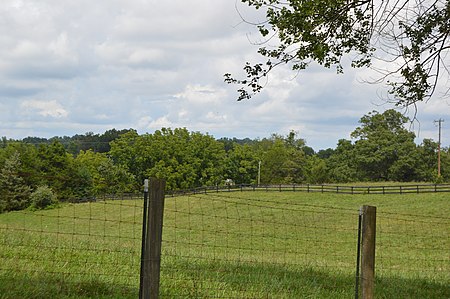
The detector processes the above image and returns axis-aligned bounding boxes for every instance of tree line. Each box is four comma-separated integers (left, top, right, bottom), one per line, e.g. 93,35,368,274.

1,109,448,213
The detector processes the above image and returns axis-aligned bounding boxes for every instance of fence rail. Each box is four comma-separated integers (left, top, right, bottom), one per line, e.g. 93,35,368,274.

168,183,450,196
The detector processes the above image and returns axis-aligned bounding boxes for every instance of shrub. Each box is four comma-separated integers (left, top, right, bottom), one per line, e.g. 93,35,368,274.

30,186,58,210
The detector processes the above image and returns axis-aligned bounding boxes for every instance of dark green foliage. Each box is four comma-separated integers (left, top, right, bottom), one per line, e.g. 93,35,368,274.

0,114,448,209
390,1,450,106
227,0,449,107
22,128,135,154
110,128,227,190
326,139,358,183
217,137,256,152
416,139,439,181
75,150,136,195
0,142,40,187
225,143,259,184
305,156,328,184
255,132,309,184
33,141,94,200
30,185,58,210
317,148,335,159
323,110,446,183
36,141,76,199
351,110,418,181
0,152,31,213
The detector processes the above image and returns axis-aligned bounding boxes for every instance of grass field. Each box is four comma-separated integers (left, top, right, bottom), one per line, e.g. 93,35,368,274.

0,191,449,298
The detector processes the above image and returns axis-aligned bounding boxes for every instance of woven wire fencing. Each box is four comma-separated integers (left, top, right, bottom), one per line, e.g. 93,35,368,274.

160,192,360,298
376,211,450,298
0,195,143,299
2,188,448,298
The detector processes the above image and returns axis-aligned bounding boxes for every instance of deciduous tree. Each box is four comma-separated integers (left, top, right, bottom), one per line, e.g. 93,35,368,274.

226,0,449,107
351,109,417,181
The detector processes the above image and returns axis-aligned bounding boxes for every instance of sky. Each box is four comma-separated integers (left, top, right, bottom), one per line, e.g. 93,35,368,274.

0,0,449,151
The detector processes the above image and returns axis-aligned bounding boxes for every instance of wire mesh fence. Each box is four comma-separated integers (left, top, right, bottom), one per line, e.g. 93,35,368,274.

159,192,360,298
0,194,143,299
375,211,450,298
158,191,450,298
1,187,449,298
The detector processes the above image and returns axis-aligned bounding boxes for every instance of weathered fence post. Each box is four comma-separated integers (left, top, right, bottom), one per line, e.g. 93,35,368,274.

355,209,362,299
360,205,376,299
140,178,166,299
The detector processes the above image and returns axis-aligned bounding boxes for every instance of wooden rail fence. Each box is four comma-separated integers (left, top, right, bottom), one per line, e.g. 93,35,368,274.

168,183,450,197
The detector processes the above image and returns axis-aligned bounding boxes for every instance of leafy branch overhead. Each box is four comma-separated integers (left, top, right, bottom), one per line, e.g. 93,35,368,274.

225,0,449,106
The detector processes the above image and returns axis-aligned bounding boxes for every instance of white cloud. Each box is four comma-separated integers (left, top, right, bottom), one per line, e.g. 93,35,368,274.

175,84,224,105
206,111,228,122
48,32,77,62
420,98,450,115
0,0,448,150
146,116,173,130
21,100,68,118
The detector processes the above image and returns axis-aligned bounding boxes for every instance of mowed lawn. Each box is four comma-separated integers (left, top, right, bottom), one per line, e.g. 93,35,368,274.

0,191,449,298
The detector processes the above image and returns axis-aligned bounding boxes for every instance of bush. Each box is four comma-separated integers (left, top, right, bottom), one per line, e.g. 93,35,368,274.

30,186,58,210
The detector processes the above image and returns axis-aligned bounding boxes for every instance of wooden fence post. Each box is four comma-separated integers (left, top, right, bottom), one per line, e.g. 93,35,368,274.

360,205,376,299
141,178,166,299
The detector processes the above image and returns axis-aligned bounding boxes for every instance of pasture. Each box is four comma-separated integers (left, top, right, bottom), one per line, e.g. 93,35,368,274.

0,191,449,298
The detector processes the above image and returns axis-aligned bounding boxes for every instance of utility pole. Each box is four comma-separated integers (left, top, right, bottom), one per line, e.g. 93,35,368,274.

434,119,444,177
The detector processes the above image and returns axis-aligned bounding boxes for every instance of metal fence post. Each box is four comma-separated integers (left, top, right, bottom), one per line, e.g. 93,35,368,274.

140,178,166,299
360,205,376,299
139,179,149,299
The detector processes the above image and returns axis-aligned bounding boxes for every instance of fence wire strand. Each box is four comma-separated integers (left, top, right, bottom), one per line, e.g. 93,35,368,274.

0,195,143,298
377,212,450,276
1,189,449,298
160,192,359,298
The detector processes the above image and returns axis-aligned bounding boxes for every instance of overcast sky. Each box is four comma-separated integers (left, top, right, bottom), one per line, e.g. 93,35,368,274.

1,0,449,150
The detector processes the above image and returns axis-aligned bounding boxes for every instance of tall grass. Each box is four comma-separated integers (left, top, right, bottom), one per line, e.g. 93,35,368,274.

1,192,449,298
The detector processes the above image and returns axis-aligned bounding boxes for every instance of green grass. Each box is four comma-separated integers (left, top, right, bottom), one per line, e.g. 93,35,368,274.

1,192,449,298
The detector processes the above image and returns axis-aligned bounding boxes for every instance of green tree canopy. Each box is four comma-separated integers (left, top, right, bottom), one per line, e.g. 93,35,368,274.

257,133,307,184
326,139,358,183
110,128,227,190
37,141,93,199
225,143,259,184
0,152,31,213
351,109,418,181
75,150,136,195
226,0,449,107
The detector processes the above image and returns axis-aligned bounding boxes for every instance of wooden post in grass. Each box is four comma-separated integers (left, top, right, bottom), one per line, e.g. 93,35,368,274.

360,205,376,299
141,178,166,299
